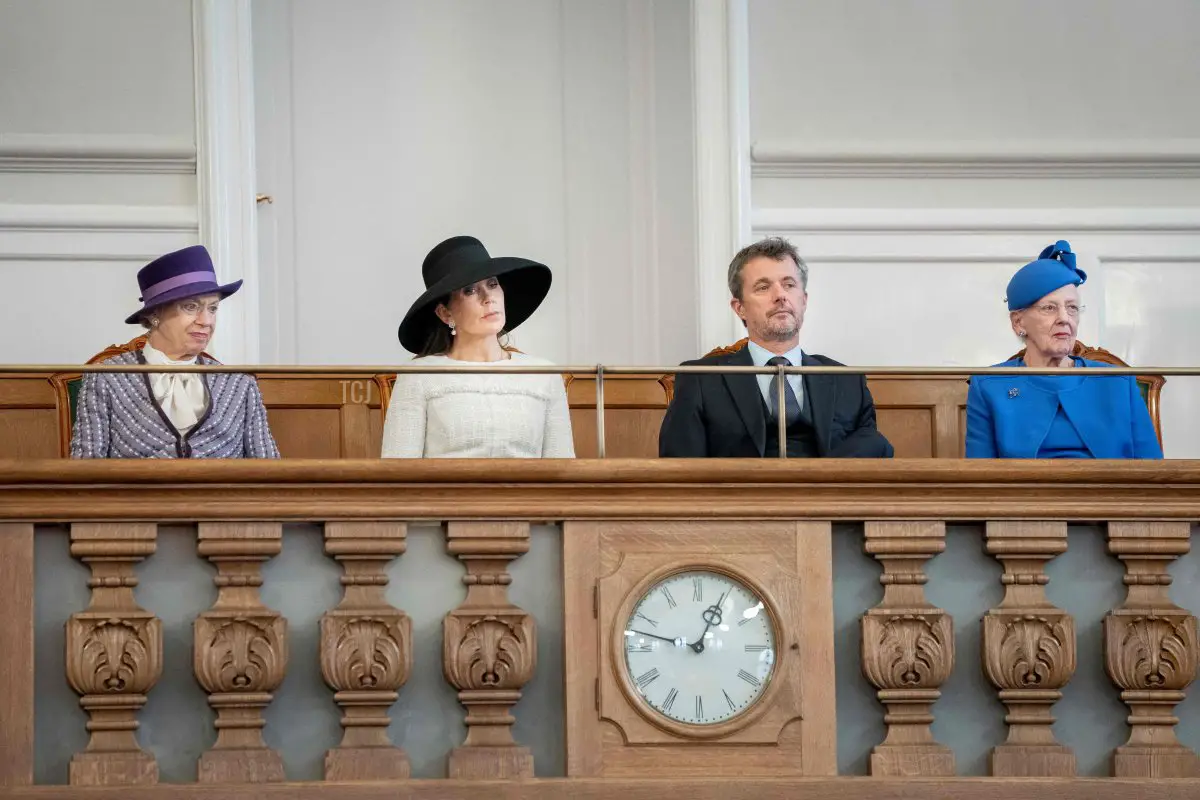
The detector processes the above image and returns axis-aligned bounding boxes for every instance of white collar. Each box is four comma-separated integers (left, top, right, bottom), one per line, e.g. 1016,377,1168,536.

141,340,206,433
746,339,804,367
142,340,200,366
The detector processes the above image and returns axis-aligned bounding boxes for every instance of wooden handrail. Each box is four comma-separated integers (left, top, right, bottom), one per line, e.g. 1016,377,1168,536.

2,459,1200,521
0,777,1190,800
4,363,1200,375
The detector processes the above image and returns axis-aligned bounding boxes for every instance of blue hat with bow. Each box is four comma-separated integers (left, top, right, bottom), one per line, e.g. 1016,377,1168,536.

1005,240,1087,311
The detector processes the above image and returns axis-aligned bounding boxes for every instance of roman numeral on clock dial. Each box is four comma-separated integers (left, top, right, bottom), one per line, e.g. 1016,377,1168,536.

737,669,762,688
636,668,660,689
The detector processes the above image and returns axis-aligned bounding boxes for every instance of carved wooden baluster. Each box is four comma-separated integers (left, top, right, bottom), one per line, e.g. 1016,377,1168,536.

861,521,955,777
319,522,411,780
981,521,1075,776
443,521,536,779
65,523,162,786
193,523,288,783
1105,521,1200,777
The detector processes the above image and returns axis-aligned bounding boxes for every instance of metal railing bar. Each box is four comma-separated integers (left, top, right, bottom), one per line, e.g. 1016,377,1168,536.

775,362,787,459
595,364,606,459
4,364,1200,376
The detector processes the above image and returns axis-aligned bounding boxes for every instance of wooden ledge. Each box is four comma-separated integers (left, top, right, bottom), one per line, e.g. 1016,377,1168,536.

1,777,1198,800
2,459,1200,522
4,457,1200,485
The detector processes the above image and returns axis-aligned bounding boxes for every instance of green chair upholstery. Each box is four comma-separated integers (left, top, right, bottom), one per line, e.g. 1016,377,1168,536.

49,334,150,457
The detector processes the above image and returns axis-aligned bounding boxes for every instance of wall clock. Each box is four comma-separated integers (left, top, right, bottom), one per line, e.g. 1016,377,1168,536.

619,568,778,729
564,520,836,778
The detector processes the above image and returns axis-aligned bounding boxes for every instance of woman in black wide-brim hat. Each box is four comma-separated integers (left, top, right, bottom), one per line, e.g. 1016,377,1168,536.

381,236,575,458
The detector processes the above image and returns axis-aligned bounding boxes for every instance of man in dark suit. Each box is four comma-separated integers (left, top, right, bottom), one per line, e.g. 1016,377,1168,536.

659,237,893,458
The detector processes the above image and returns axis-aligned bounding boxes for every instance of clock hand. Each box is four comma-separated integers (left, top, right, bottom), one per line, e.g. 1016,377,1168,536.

689,590,728,653
627,629,685,647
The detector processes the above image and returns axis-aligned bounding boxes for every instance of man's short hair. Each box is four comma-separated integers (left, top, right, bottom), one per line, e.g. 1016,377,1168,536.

727,237,809,301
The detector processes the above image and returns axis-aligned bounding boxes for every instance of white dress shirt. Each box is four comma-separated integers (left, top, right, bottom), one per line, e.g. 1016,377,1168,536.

746,339,806,415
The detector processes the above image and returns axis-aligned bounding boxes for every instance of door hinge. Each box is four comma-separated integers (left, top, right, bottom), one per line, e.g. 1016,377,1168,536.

592,583,598,618
594,677,600,711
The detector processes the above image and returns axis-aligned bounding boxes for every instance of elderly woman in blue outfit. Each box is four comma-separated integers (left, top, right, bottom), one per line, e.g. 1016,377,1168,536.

966,241,1162,459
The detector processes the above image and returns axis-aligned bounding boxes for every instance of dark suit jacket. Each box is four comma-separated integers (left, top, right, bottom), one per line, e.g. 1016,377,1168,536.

658,347,894,458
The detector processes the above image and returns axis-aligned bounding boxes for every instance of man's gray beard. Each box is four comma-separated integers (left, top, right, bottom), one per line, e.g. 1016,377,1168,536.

760,320,799,341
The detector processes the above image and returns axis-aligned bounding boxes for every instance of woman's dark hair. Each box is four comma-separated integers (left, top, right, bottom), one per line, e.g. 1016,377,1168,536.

417,294,510,357
418,295,454,356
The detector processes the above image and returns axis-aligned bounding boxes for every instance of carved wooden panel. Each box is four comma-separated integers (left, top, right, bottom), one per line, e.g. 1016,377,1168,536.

443,522,536,780
193,523,288,783
1104,522,1200,777
319,522,411,780
564,520,835,778
565,374,674,458
0,376,59,459
867,376,969,459
861,521,955,777
981,522,1075,776
65,523,162,786
5,369,982,461
250,375,385,459
0,523,35,788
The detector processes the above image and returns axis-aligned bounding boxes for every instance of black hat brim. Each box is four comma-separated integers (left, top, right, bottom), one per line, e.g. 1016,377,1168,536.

397,257,551,354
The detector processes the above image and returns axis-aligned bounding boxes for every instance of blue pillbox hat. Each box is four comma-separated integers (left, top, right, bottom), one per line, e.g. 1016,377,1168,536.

1005,240,1087,311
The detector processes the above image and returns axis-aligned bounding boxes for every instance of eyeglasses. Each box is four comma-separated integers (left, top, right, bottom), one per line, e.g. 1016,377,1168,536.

1030,303,1084,318
176,300,220,317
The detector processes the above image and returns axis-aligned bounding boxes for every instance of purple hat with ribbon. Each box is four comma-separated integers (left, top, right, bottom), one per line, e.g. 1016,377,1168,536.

124,245,242,324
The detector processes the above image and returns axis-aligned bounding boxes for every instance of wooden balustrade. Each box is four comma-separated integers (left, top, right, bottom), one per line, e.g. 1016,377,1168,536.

0,459,1199,799
1104,522,1200,777
193,523,289,783
443,522,537,779
981,522,1076,777
861,521,955,777
319,522,412,781
65,523,162,786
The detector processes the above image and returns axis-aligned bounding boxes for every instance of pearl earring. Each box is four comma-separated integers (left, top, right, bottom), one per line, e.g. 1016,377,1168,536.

151,318,160,327
449,322,456,336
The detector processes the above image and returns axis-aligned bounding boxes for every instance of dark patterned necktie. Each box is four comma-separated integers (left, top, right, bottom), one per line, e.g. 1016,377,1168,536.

766,356,802,425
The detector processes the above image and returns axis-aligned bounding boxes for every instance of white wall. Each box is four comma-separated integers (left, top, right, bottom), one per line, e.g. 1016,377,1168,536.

751,0,1200,144
253,0,697,367
0,0,198,363
4,0,1199,458
746,0,1200,457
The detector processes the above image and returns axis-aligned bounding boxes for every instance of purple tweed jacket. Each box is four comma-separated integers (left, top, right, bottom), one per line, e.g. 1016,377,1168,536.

70,350,280,459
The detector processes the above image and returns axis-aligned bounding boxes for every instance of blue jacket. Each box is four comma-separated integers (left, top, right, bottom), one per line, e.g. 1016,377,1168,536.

965,357,1163,459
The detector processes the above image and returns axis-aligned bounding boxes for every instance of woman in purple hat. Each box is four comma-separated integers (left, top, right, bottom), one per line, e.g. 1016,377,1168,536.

70,245,280,459
381,236,574,458
965,240,1161,459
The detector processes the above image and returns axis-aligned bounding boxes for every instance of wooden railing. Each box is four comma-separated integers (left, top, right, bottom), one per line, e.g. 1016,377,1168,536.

0,459,1198,799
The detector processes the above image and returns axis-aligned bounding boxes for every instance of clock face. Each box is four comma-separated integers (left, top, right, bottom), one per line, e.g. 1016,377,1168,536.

621,569,777,726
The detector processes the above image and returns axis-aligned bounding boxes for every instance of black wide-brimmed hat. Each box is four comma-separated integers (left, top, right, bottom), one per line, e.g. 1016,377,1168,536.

397,236,552,354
